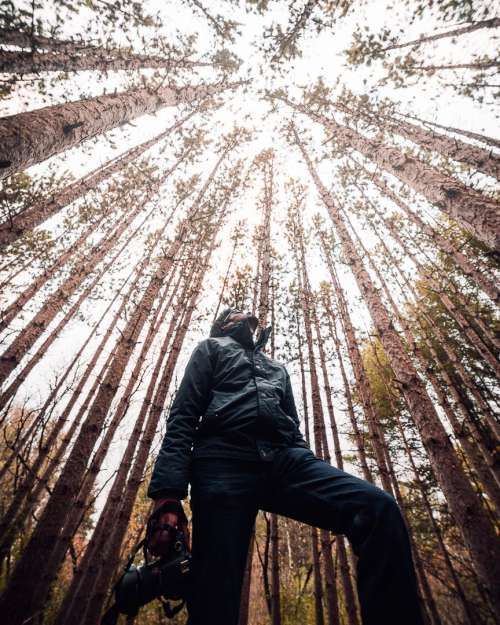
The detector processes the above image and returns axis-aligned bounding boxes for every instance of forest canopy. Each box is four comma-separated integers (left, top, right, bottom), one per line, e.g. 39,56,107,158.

0,1,499,625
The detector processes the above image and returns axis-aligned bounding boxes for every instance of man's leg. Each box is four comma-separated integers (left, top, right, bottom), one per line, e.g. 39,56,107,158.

259,447,424,625
186,458,259,625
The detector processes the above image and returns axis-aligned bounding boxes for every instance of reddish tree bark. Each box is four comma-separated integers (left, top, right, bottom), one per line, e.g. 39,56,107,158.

0,48,211,74
0,111,195,247
0,79,241,179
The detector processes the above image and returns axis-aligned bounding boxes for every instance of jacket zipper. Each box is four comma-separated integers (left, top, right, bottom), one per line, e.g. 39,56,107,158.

250,349,261,418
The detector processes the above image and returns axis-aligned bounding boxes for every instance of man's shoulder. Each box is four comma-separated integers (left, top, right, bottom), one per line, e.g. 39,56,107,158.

262,353,288,371
193,336,234,353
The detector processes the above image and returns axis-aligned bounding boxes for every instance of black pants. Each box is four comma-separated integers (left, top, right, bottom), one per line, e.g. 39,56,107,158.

186,446,424,625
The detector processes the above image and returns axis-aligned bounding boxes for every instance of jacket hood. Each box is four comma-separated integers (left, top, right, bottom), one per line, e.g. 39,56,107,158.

210,308,272,351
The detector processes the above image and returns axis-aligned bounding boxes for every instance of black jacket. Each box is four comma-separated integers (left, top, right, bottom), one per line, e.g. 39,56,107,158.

147,318,310,500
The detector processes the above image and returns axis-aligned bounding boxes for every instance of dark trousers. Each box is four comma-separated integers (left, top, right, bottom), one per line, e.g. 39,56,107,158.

186,446,424,625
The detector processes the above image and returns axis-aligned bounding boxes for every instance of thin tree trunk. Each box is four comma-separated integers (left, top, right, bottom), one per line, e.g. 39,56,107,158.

281,97,500,250
294,125,500,620
380,18,500,53
319,288,373,483
316,228,393,493
293,293,325,625
397,112,500,150
311,294,360,625
0,80,239,179
410,61,500,71
289,206,342,625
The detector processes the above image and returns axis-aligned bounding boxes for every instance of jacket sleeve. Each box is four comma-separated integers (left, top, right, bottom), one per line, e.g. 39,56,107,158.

281,370,310,450
147,339,215,500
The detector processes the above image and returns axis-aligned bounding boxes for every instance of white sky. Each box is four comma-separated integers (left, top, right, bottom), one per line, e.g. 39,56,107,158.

1,0,499,511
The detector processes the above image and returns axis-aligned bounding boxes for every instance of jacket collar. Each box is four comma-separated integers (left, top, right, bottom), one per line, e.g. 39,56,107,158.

221,319,272,351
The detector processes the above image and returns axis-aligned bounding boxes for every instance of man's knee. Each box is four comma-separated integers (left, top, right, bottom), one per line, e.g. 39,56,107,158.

347,488,401,546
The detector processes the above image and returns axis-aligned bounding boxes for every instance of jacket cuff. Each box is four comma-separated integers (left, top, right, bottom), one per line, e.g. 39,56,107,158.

149,488,186,501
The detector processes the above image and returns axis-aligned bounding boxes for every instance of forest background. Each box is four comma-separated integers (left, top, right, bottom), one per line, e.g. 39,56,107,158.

0,1,499,625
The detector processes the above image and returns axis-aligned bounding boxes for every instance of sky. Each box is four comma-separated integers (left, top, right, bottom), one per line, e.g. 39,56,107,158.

1,0,499,511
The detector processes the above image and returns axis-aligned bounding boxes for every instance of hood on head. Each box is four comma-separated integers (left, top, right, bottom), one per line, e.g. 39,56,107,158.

209,306,272,351
210,306,236,338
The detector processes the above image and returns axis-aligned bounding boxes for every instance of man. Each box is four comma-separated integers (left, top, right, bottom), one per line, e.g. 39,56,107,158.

147,307,424,625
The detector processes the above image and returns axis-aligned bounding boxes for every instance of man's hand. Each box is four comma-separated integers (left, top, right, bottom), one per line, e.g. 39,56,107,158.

147,498,190,557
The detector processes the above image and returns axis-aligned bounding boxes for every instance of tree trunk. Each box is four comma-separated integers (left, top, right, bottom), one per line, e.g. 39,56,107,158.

380,18,500,53
312,294,360,625
319,287,373,483
411,61,500,71
316,228,393,494
360,171,498,304
0,48,211,74
0,111,195,247
293,125,500,620
0,80,240,179
289,205,343,625
397,112,500,150
281,97,500,250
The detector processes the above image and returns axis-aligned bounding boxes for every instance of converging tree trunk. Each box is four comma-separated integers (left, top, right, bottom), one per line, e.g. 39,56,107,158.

292,124,500,620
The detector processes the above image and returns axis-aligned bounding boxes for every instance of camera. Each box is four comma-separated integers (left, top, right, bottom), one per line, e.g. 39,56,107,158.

101,526,191,624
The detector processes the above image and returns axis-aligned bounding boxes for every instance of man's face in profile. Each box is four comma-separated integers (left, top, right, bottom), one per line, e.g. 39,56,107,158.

220,310,259,334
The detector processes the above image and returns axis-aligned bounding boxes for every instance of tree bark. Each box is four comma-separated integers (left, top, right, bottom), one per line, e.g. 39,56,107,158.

0,111,195,247
397,112,500,150
0,48,211,74
0,79,240,179
380,18,500,53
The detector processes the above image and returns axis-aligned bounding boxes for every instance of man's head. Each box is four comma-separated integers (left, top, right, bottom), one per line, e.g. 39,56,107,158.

210,307,259,337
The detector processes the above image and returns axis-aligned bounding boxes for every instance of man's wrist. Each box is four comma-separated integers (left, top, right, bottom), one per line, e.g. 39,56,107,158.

151,489,185,501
